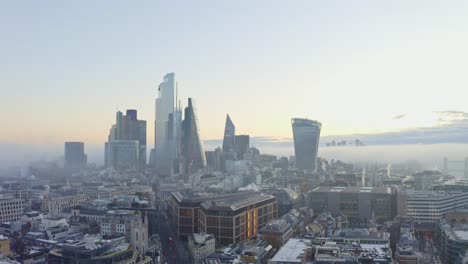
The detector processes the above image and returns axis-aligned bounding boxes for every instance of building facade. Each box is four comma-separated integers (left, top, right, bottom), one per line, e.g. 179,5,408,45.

404,190,468,222
0,196,24,223
198,192,278,245
234,135,250,160
105,109,147,171
291,118,322,171
155,72,181,176
42,194,89,214
222,114,235,153
309,186,397,226
182,98,206,175
188,233,216,264
64,142,87,173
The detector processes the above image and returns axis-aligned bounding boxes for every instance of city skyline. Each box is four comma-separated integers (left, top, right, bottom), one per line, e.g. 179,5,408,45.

3,1,468,147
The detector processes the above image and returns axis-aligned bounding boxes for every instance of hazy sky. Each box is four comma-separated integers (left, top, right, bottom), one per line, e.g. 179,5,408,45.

2,1,468,147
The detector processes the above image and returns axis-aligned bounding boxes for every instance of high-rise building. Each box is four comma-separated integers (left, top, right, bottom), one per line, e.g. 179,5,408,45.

205,147,222,171
64,142,87,173
222,114,236,153
107,140,140,171
291,118,322,171
182,98,206,174
235,135,250,160
155,73,181,176
105,110,146,171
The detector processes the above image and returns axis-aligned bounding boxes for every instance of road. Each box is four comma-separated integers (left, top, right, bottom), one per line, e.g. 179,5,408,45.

158,204,191,264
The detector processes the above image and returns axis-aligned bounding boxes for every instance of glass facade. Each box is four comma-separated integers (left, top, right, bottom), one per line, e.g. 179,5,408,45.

291,118,322,171
182,98,207,174
222,114,236,153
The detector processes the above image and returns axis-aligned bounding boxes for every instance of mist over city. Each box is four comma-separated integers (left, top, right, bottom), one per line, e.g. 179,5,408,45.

2,1,468,264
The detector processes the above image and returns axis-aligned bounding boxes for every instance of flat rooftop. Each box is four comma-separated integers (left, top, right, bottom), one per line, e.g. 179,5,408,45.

311,186,392,194
201,192,275,212
270,238,310,263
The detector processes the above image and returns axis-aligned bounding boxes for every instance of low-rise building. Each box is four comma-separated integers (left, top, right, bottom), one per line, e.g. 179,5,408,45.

48,234,153,264
0,195,25,223
42,194,89,214
100,209,148,258
0,235,11,257
189,233,216,264
269,238,312,264
258,209,303,248
404,190,468,222
309,186,397,226
205,239,273,264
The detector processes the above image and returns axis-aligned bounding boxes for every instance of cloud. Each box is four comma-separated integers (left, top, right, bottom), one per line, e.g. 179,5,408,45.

392,114,406,120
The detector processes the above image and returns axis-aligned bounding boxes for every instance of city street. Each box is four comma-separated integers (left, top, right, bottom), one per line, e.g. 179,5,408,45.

158,206,191,264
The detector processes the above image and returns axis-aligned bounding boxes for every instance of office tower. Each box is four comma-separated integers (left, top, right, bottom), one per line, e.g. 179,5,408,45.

205,147,222,171
155,73,181,176
222,114,236,153
182,98,206,174
64,142,87,173
105,110,146,171
171,191,277,242
107,140,140,171
198,192,277,245
234,135,250,159
291,118,322,171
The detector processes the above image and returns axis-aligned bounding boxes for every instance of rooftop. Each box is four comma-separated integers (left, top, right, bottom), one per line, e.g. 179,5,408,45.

311,186,392,194
200,192,275,212
270,238,311,262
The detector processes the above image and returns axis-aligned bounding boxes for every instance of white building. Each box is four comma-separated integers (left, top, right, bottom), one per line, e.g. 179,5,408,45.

269,238,311,264
0,196,25,223
405,190,468,222
101,210,148,244
42,194,89,214
39,217,68,231
188,233,216,264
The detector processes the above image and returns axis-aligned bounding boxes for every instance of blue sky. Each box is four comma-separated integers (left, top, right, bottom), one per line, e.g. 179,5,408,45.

2,0,468,149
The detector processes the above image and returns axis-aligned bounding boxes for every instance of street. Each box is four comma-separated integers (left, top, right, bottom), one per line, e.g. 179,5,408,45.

158,205,191,264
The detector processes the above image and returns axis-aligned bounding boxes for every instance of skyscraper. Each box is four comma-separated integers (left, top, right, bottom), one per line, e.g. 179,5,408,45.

155,73,181,176
222,114,235,153
105,110,146,171
181,98,206,174
291,118,322,171
234,135,250,159
205,147,222,171
64,142,87,173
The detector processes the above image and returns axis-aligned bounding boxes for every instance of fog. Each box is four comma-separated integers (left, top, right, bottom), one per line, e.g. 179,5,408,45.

2,141,468,172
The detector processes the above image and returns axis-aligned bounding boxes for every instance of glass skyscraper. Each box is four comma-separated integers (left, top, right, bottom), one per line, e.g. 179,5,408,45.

105,110,146,171
64,142,87,174
291,118,322,171
155,73,181,176
182,98,206,174
222,114,235,153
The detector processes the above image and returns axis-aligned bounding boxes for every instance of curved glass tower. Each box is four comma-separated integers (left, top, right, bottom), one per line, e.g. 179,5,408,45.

291,118,322,171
